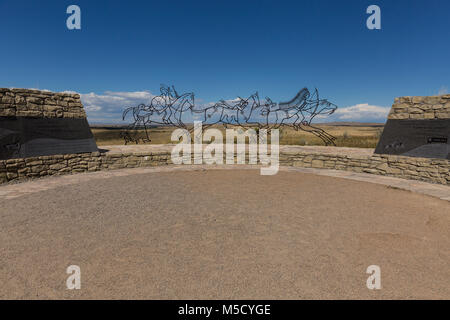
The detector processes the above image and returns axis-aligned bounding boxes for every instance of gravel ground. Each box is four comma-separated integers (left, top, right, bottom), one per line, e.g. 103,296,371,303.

0,169,449,299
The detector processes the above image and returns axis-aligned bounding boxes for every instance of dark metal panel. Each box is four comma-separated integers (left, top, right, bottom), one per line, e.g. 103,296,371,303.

0,117,98,160
375,119,450,159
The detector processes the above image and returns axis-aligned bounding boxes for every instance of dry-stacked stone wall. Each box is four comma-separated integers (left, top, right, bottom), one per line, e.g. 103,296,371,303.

376,94,450,160
0,88,97,160
0,88,86,119
1,90,449,186
1,148,449,185
388,94,450,120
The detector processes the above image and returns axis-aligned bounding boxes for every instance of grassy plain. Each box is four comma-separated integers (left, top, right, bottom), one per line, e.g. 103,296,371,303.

91,123,384,148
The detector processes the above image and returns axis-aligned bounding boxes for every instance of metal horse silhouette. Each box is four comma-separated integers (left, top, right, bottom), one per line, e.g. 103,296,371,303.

122,85,338,145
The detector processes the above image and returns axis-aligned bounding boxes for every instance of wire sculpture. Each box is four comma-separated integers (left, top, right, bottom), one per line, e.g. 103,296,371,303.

121,85,338,145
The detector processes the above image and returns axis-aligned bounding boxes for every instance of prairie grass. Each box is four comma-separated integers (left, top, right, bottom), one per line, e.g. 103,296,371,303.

91,124,384,148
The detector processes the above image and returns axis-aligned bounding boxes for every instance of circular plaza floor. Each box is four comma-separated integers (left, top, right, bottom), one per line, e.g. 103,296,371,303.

0,168,449,299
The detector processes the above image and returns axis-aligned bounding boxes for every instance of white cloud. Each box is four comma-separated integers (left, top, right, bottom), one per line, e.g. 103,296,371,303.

438,86,448,95
332,103,390,121
80,90,155,123
79,90,238,124
78,89,390,124
21,87,52,92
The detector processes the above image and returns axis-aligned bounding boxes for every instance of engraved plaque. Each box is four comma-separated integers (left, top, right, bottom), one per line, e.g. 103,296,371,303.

374,119,450,159
0,117,98,160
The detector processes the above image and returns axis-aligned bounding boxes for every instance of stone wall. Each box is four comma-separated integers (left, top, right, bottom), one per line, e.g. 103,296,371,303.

0,88,86,119
1,147,449,185
388,94,450,120
280,151,450,185
376,94,450,160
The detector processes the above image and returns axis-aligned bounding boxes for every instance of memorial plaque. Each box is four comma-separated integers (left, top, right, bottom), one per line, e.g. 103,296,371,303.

375,94,450,160
0,117,98,160
375,119,450,159
0,88,98,160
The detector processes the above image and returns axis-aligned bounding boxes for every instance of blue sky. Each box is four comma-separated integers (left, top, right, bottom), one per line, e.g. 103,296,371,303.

1,0,449,123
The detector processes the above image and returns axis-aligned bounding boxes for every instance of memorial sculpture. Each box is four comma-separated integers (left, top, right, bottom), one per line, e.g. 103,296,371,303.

0,88,98,160
122,85,338,145
375,95,450,159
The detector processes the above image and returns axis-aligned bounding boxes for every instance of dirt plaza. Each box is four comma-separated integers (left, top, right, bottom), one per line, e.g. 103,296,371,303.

1,167,449,299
